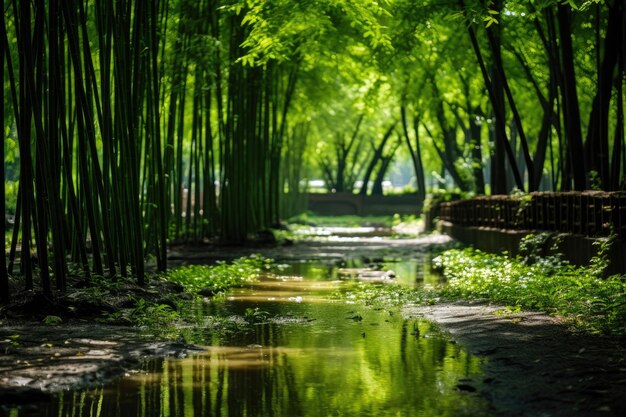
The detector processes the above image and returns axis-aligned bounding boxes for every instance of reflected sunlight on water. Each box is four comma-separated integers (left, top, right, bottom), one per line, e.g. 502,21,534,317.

1,258,492,417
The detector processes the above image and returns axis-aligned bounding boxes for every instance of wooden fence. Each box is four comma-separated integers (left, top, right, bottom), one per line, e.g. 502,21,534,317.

439,192,626,238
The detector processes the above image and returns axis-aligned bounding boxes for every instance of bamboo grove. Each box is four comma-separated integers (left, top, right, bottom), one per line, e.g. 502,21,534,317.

2,0,625,302
0,0,303,301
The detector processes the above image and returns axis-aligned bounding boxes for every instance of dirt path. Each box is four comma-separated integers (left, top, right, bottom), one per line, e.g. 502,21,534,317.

168,230,452,263
0,324,200,403
407,302,626,417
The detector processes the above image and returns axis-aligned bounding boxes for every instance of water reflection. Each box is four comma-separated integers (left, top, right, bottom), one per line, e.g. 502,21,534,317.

280,256,442,289
1,262,491,417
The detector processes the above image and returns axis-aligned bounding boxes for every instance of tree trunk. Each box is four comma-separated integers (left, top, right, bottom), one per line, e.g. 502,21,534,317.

359,123,396,195
585,0,622,189
557,3,587,190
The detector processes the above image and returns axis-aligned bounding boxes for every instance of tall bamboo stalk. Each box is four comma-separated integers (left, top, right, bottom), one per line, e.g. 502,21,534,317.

0,0,7,303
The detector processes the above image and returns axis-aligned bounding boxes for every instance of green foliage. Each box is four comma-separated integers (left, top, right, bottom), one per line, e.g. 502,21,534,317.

518,232,556,265
334,281,437,309
243,307,271,324
287,213,396,227
493,305,522,316
99,299,181,338
434,248,626,335
42,315,63,326
8,334,20,348
4,181,18,215
239,0,392,66
163,256,272,295
126,299,179,329
588,234,616,276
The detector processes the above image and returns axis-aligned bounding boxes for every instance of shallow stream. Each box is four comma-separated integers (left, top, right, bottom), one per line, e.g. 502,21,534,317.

2,259,493,417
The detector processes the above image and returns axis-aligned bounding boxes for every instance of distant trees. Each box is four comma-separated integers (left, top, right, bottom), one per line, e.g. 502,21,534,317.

456,0,625,192
318,115,366,193
378,0,625,195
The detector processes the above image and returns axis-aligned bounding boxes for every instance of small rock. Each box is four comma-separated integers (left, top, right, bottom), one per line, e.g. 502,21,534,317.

161,281,185,293
198,287,216,297
455,384,476,392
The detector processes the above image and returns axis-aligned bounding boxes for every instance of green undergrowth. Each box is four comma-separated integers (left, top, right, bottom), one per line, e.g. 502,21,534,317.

284,213,423,239
333,281,437,309
288,212,396,227
433,247,626,335
163,255,272,294
331,236,626,336
97,256,272,338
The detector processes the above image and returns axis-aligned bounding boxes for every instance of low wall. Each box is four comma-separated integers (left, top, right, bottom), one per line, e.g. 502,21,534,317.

439,191,626,239
439,221,626,275
306,193,421,216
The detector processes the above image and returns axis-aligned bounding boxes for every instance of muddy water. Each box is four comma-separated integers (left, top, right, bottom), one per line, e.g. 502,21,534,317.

2,262,492,417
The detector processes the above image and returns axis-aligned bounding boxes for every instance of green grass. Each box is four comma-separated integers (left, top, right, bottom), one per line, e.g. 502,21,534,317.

288,212,396,227
163,255,272,295
433,248,626,335
333,280,438,309
93,256,273,338
286,212,422,231
332,238,626,336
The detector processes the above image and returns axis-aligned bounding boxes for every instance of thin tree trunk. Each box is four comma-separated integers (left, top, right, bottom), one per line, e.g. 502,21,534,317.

400,106,426,206
0,0,8,302
359,122,395,195
585,0,622,189
459,0,524,193
557,3,587,190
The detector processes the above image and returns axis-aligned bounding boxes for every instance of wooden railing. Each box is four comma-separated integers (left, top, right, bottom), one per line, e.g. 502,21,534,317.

439,192,626,238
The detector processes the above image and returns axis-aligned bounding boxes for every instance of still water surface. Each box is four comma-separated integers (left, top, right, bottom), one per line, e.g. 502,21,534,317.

3,259,492,417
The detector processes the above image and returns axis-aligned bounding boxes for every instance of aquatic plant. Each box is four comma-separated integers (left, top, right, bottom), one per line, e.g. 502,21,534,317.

333,280,438,310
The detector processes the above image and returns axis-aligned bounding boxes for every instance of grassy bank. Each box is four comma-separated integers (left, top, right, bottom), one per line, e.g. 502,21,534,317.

433,248,626,335
1,256,272,340
334,235,626,336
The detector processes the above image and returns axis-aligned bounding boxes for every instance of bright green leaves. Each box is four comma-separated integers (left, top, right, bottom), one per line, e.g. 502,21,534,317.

163,256,273,295
483,9,499,27
234,0,393,67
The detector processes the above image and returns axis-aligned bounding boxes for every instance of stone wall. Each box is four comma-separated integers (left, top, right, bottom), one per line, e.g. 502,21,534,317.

306,193,421,216
439,221,626,275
